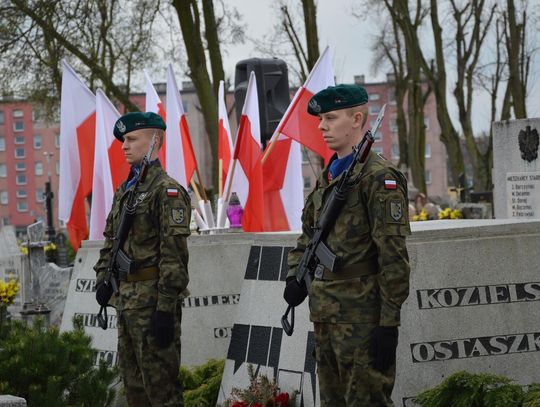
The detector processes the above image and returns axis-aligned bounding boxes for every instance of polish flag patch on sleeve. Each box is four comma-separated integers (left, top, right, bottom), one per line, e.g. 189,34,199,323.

167,188,179,197
384,179,397,190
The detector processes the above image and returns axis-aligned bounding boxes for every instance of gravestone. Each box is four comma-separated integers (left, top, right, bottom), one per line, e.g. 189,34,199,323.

493,119,540,218
0,226,28,319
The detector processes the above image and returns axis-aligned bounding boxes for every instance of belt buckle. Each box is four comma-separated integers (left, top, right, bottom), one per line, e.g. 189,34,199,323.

314,264,325,280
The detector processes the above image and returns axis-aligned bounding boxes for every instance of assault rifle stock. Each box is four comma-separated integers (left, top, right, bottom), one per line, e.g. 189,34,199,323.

96,134,157,330
281,105,386,336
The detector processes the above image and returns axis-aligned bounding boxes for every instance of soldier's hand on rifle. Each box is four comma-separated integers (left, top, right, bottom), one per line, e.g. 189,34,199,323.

95,282,113,307
283,277,308,307
151,310,174,348
370,326,398,372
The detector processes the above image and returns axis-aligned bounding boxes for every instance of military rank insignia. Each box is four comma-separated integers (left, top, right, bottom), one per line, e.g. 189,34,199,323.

171,208,185,224
167,188,179,197
384,179,397,190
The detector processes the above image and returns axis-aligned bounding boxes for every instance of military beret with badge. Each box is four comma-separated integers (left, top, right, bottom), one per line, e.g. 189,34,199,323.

113,111,166,142
307,84,369,116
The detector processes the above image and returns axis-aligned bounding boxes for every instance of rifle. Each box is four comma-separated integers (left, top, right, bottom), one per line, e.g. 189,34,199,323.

281,105,386,336
96,134,157,330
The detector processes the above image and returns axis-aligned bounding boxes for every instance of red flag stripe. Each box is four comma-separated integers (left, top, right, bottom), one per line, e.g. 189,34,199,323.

180,115,197,183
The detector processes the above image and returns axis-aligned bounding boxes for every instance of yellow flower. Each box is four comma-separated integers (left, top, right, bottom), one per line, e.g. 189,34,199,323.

450,209,463,219
0,279,20,305
19,246,28,255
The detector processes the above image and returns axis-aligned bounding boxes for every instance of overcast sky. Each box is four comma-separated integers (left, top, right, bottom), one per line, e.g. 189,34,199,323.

216,0,540,135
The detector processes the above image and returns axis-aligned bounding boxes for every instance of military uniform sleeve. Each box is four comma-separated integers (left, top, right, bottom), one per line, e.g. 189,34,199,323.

93,190,119,284
365,168,411,326
156,184,191,313
287,189,315,279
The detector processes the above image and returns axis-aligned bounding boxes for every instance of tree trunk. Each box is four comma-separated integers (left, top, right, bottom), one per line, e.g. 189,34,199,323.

302,0,320,70
506,0,527,118
202,0,225,100
173,0,219,194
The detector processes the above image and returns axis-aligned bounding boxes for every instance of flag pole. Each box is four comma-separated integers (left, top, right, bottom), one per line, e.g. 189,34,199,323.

194,168,208,201
218,159,223,198
223,158,238,202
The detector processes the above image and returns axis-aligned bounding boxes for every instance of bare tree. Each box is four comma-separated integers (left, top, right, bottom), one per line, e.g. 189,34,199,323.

1,0,166,113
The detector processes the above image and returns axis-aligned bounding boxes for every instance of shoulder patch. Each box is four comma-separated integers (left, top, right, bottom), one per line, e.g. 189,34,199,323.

390,200,403,222
171,208,185,224
167,188,179,197
384,179,397,190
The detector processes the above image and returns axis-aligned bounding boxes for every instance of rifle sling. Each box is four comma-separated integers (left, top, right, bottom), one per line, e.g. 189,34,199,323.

125,266,159,282
315,258,378,281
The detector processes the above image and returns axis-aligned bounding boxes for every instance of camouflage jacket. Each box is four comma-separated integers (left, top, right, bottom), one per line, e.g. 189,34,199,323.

94,162,191,313
287,151,410,326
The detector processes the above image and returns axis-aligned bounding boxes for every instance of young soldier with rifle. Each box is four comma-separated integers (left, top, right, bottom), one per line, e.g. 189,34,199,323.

283,84,411,406
94,112,191,406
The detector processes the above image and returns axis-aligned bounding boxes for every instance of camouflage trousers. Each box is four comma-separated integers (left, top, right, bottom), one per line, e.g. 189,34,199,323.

314,322,395,407
117,305,183,407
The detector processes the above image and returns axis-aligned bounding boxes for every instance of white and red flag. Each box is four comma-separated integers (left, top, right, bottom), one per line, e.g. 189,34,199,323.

226,71,264,232
218,80,233,195
273,46,335,163
89,89,130,240
58,60,96,250
166,64,197,189
262,137,303,231
144,70,167,166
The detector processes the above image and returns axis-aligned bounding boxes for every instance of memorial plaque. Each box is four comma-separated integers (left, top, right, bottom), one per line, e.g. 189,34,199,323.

506,171,540,218
27,221,45,243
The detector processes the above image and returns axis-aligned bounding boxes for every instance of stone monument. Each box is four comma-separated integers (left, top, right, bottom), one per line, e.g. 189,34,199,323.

493,119,540,218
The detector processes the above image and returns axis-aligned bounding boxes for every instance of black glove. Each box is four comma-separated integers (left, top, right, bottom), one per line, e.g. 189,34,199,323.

95,282,113,307
151,310,175,348
283,277,308,307
370,326,399,372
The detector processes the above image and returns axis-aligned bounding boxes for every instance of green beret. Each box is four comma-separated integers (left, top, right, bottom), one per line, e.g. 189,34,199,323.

113,111,166,142
307,84,368,115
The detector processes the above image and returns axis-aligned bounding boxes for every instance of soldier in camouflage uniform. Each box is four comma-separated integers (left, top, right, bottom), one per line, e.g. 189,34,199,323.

94,112,190,407
284,85,410,406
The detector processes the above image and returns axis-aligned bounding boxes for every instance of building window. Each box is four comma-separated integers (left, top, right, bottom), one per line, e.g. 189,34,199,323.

55,134,60,148
303,176,312,189
56,161,60,175
373,146,384,155
15,162,26,171
33,135,42,149
14,135,24,144
13,121,24,132
425,143,431,158
16,189,27,198
301,148,309,163
391,144,400,159
426,170,432,185
424,117,430,130
0,111,4,124
390,119,398,133
17,201,28,212
0,191,8,205
35,162,43,176
388,88,397,105
0,164,6,177
13,109,24,118
15,147,25,158
0,137,4,151
16,174,27,185
2,217,8,225
369,104,381,115
36,189,45,203
369,93,380,101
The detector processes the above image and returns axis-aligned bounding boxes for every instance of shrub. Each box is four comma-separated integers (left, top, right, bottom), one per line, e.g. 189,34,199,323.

415,371,525,407
179,359,225,407
0,317,117,407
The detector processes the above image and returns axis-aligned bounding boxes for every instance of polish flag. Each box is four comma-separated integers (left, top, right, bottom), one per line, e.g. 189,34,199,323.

89,89,130,240
275,46,335,163
144,70,167,167
218,80,233,195
58,60,96,250
262,137,303,231
166,64,198,189
227,71,264,232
